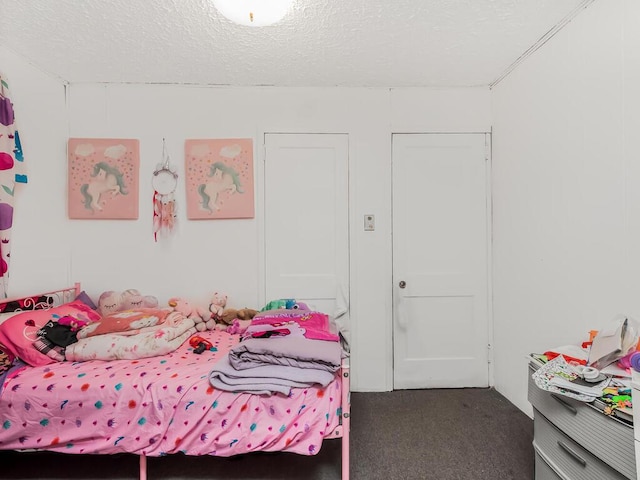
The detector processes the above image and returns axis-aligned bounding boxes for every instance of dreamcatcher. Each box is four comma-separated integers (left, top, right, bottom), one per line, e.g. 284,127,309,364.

152,139,178,242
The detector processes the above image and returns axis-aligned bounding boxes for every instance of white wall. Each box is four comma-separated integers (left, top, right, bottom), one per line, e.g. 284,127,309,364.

0,47,70,292
491,0,640,415
0,48,491,391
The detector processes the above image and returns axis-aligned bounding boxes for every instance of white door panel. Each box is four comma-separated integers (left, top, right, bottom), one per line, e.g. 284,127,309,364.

393,133,489,389
264,134,349,320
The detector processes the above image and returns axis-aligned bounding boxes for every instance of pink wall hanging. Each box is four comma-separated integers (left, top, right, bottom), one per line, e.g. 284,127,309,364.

185,138,254,219
68,138,140,219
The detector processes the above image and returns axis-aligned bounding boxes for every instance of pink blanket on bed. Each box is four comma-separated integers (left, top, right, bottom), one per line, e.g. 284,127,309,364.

0,330,341,457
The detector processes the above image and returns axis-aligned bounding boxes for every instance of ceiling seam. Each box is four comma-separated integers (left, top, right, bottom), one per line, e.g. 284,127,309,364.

489,0,597,89
1,45,70,86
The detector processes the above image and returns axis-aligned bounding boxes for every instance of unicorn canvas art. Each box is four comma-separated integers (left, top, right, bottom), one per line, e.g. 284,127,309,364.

198,162,244,212
185,139,254,219
81,161,128,212
68,139,139,219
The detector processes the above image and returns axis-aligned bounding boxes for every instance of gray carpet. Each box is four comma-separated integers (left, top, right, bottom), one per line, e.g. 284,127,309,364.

0,388,533,480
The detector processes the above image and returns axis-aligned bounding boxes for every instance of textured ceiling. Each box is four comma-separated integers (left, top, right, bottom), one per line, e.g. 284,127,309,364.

0,0,592,87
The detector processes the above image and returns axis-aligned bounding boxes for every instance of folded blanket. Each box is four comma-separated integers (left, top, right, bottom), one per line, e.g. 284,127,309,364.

209,354,335,396
66,313,196,361
228,336,341,372
77,308,171,339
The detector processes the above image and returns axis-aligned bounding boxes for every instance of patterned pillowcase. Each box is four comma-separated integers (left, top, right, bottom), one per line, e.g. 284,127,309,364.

0,301,102,367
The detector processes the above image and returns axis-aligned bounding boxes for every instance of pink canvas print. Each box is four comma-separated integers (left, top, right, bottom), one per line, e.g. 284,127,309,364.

185,138,254,219
68,138,139,219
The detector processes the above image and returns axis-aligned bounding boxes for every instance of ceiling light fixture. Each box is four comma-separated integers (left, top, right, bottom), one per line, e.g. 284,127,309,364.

213,0,295,27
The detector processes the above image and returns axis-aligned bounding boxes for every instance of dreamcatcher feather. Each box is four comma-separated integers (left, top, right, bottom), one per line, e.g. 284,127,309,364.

152,139,178,241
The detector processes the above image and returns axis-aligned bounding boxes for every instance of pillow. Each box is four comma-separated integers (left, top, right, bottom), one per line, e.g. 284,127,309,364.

0,301,102,367
75,290,97,310
0,311,18,327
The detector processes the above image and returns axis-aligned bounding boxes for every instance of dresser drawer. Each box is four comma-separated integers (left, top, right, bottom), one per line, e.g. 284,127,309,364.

633,370,640,440
535,452,562,480
528,364,635,479
533,412,627,480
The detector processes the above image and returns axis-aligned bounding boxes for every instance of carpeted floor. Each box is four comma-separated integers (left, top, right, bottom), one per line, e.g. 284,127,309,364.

0,388,534,480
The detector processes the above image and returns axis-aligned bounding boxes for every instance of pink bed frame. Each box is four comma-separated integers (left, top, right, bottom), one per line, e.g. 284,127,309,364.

0,284,351,480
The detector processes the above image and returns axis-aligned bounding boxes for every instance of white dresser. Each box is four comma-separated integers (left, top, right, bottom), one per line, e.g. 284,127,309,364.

529,359,636,479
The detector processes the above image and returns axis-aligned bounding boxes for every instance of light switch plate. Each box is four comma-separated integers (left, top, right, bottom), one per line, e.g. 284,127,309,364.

364,214,375,231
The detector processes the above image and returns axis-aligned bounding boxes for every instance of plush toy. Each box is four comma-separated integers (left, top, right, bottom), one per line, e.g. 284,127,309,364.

167,297,215,332
226,318,253,335
58,314,92,332
97,289,159,316
97,291,124,316
219,307,259,326
208,292,228,319
120,289,158,310
260,299,311,312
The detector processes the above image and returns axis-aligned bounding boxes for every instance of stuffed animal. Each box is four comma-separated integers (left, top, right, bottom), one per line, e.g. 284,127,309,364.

97,289,159,316
167,297,215,332
226,318,252,335
208,292,228,319
219,307,259,326
58,314,92,332
260,299,311,312
97,291,124,316
120,289,158,310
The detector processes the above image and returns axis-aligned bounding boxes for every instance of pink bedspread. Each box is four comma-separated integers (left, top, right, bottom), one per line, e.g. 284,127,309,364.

0,330,341,457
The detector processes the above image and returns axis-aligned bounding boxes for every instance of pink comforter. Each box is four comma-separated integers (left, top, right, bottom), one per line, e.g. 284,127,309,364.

0,330,341,457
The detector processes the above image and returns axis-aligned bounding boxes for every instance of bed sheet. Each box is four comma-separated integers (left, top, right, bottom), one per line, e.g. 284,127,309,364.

0,330,341,457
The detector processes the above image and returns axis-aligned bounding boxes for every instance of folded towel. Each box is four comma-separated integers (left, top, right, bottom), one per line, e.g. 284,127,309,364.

209,354,335,396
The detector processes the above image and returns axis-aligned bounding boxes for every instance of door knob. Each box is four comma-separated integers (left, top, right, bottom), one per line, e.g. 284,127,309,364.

399,281,406,289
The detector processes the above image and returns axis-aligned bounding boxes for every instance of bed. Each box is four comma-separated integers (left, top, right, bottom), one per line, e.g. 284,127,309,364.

0,284,350,480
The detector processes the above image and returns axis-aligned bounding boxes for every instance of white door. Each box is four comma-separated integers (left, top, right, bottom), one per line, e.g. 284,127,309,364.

263,133,349,321
392,133,489,389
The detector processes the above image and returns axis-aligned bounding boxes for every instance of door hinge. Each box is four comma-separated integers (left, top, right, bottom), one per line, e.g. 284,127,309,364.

484,132,491,162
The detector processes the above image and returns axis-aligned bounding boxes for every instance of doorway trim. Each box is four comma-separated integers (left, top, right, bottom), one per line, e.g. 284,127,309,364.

389,131,494,389
257,130,358,381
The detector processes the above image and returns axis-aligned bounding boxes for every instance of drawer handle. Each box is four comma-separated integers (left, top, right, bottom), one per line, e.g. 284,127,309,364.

557,441,587,467
550,394,578,415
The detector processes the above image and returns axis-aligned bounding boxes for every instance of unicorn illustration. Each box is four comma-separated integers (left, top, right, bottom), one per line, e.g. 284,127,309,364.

80,162,128,212
197,162,243,212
